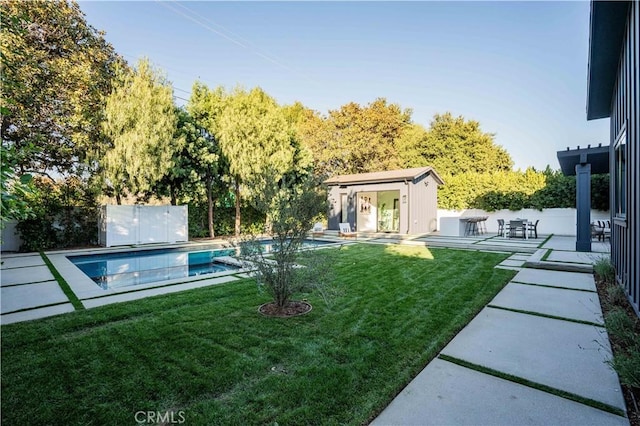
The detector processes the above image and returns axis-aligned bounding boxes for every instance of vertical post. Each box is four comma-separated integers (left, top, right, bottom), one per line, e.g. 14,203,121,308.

575,163,592,252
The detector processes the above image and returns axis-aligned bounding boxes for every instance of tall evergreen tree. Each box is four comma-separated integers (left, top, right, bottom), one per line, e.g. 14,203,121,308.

101,59,179,202
217,87,295,236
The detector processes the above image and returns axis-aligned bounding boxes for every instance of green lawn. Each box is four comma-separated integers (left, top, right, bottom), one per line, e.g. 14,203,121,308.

1,243,515,425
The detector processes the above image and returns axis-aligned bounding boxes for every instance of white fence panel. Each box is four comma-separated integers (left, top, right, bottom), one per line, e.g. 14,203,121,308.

139,206,168,245
105,205,138,246
101,205,188,247
167,206,188,243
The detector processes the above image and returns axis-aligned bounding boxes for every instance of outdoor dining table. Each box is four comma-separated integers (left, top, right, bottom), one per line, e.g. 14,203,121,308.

509,219,529,239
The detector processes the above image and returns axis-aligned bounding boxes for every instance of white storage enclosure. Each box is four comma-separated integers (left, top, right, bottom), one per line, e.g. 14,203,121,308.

98,205,188,247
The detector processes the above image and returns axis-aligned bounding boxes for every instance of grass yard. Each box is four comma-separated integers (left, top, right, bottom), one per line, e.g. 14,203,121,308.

1,243,515,425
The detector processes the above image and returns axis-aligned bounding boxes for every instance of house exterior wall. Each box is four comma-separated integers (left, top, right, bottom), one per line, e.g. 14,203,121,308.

609,1,639,315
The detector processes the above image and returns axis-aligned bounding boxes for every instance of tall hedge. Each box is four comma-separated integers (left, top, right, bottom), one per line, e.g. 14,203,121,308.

438,169,609,211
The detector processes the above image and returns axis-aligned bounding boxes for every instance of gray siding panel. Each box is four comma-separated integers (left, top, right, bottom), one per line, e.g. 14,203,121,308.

610,1,639,316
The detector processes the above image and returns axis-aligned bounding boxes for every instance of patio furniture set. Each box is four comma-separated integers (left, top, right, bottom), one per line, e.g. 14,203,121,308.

497,219,540,239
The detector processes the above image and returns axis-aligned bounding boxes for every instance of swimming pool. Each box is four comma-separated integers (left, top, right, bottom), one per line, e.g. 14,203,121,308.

68,239,334,290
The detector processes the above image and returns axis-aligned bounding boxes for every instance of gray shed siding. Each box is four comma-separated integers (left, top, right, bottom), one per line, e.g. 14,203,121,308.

609,1,639,315
408,174,439,234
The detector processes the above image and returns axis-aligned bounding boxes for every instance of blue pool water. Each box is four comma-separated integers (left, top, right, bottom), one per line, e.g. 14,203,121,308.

69,239,333,290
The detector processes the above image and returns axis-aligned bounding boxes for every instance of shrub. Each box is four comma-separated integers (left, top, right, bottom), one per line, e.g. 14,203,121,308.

240,172,336,312
594,257,616,286
605,307,640,388
16,176,99,251
188,204,266,238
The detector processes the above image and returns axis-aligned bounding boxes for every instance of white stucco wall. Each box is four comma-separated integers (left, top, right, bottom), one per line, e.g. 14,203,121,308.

437,208,610,236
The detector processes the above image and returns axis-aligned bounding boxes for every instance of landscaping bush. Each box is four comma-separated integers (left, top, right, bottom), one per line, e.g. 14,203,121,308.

188,203,266,238
16,176,99,251
594,257,616,284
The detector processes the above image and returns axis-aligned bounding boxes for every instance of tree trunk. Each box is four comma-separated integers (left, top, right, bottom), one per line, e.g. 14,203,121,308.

170,185,177,206
207,177,215,238
116,192,122,205
234,177,241,237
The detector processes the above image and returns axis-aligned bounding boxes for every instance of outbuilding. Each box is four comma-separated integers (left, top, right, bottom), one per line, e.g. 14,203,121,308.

325,167,444,234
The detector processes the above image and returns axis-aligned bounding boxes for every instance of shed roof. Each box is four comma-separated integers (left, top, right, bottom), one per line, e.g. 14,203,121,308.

586,1,630,120
324,167,444,186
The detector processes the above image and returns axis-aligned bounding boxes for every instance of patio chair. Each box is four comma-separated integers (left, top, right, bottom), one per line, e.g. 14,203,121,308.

312,222,324,236
527,219,540,239
478,216,488,234
591,222,605,241
497,219,505,237
339,223,357,239
508,220,525,239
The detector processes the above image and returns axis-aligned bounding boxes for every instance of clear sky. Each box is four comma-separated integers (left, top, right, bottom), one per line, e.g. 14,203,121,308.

79,0,610,171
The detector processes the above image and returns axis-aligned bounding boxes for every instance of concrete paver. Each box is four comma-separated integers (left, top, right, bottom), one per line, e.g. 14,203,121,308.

542,235,610,253
547,250,608,265
509,254,532,261
1,265,54,286
372,358,627,426
490,283,604,325
1,254,45,269
1,281,69,313
1,303,75,325
512,268,596,291
440,307,625,410
499,259,525,267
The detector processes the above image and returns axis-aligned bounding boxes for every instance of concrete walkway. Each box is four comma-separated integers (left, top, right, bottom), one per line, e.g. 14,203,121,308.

372,238,628,425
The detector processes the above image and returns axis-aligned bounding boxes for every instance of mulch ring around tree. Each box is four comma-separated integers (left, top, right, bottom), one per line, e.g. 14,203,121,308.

258,301,312,318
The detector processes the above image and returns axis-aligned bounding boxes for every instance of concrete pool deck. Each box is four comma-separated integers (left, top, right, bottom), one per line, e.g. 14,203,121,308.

0,240,249,324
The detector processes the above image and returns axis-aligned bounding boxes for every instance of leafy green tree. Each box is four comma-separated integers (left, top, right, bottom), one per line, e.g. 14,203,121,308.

186,82,231,238
285,104,332,177
394,123,430,168
102,59,180,202
400,113,513,176
439,168,545,210
153,107,227,238
15,175,99,251
1,0,122,176
0,145,35,229
217,87,296,236
302,98,411,176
